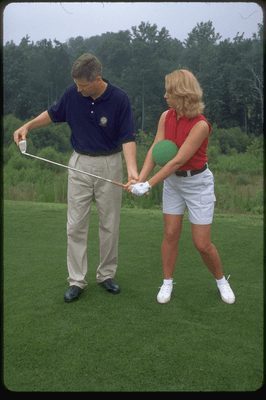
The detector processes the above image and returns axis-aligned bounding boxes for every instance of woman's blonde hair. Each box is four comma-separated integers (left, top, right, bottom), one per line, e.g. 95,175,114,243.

165,69,205,118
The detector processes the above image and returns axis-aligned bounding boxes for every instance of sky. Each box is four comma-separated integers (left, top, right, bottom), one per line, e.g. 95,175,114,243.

2,2,264,46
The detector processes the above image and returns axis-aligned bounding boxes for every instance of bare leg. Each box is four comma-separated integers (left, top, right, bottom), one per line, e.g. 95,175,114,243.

191,224,223,280
161,214,183,279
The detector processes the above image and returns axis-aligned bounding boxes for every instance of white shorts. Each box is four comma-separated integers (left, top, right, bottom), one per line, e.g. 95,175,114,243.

162,167,216,225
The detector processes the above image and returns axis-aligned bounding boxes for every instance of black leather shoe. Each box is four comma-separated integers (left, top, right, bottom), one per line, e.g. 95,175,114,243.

64,285,83,302
99,279,120,294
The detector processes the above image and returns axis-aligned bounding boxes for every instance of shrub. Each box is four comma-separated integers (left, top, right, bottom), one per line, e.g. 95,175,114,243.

207,145,220,165
237,175,248,185
4,142,19,165
7,152,30,171
34,147,65,173
210,124,251,154
36,181,55,203
29,123,72,153
54,173,68,203
214,183,233,210
3,114,24,147
211,153,263,175
246,138,263,162
4,165,25,187
254,189,263,207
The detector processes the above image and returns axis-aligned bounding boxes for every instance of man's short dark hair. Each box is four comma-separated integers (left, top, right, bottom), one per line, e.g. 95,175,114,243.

71,53,102,82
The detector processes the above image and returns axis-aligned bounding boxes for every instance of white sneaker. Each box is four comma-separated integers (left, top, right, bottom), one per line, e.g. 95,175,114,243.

157,279,174,304
217,275,235,304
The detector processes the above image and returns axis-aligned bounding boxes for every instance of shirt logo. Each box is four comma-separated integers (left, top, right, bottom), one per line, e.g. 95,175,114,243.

99,116,108,126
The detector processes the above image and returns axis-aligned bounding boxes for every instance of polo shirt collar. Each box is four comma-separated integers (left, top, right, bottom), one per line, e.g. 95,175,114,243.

94,78,110,102
170,108,190,121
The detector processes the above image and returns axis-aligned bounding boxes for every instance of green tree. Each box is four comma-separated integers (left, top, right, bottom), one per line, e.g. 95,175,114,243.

246,23,264,132
3,36,33,118
182,21,222,75
227,34,255,133
197,45,225,126
64,36,87,58
210,124,250,154
29,39,72,111
121,22,179,135
3,20,263,144
181,21,225,125
95,30,132,85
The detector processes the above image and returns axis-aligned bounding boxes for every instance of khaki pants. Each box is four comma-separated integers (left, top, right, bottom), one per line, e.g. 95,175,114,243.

66,151,123,289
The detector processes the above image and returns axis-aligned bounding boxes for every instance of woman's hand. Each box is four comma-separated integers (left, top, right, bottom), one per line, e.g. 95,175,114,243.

124,181,151,196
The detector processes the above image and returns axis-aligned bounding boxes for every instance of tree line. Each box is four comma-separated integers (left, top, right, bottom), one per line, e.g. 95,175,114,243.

3,20,263,146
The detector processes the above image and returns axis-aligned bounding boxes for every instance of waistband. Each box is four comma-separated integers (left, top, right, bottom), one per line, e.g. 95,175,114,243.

175,163,208,177
74,149,121,157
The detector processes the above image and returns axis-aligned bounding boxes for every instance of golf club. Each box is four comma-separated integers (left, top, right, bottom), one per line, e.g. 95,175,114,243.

18,140,148,194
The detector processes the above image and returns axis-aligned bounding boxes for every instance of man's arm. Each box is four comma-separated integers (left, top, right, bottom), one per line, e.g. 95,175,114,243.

122,141,139,182
124,110,167,190
13,111,52,145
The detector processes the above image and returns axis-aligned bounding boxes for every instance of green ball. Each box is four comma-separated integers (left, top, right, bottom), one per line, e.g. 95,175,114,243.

152,140,178,166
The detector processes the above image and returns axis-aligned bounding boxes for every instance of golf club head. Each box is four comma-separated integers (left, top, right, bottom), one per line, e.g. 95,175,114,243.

19,140,27,154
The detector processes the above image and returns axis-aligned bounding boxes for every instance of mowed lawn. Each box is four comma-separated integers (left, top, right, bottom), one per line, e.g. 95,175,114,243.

3,200,263,392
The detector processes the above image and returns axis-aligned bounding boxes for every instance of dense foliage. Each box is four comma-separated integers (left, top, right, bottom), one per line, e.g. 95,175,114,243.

3,20,263,139
3,21,263,215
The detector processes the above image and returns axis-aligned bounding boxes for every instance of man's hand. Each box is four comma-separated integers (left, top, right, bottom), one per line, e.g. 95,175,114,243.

124,178,138,193
127,172,139,185
14,126,28,146
13,111,52,146
130,181,151,196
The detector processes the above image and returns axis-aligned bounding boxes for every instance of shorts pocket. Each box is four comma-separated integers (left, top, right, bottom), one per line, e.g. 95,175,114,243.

202,170,215,186
201,194,216,204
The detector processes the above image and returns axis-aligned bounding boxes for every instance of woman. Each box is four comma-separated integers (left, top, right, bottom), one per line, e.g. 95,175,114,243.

125,69,235,305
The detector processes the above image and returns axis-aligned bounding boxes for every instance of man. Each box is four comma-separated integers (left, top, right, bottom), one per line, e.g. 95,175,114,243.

14,53,138,302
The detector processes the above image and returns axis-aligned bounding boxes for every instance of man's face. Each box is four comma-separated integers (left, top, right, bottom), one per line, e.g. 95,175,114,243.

74,77,99,98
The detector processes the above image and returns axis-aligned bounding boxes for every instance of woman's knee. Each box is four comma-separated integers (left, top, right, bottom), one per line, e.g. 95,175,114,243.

164,229,180,244
193,239,213,254
163,215,183,244
191,224,213,253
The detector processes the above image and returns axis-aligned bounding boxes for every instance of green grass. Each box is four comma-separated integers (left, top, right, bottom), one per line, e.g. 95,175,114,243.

3,200,263,392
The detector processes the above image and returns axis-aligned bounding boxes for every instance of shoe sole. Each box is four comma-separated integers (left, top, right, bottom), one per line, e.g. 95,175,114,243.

64,293,82,302
100,287,121,294
64,296,80,302
64,289,83,302
98,282,120,294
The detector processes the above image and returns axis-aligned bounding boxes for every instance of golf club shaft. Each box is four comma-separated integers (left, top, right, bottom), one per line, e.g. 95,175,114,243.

23,152,125,188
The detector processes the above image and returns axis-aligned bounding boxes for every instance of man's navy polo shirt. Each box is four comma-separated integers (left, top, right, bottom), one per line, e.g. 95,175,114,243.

48,79,136,155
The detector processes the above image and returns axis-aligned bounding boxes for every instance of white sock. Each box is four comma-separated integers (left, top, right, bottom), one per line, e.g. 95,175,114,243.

163,278,173,287
216,276,226,286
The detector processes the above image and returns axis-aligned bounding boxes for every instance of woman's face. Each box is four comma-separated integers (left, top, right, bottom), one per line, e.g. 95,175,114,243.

164,87,179,109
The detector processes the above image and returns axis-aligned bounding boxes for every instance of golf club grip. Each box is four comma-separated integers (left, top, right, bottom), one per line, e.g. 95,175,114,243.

111,181,125,188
